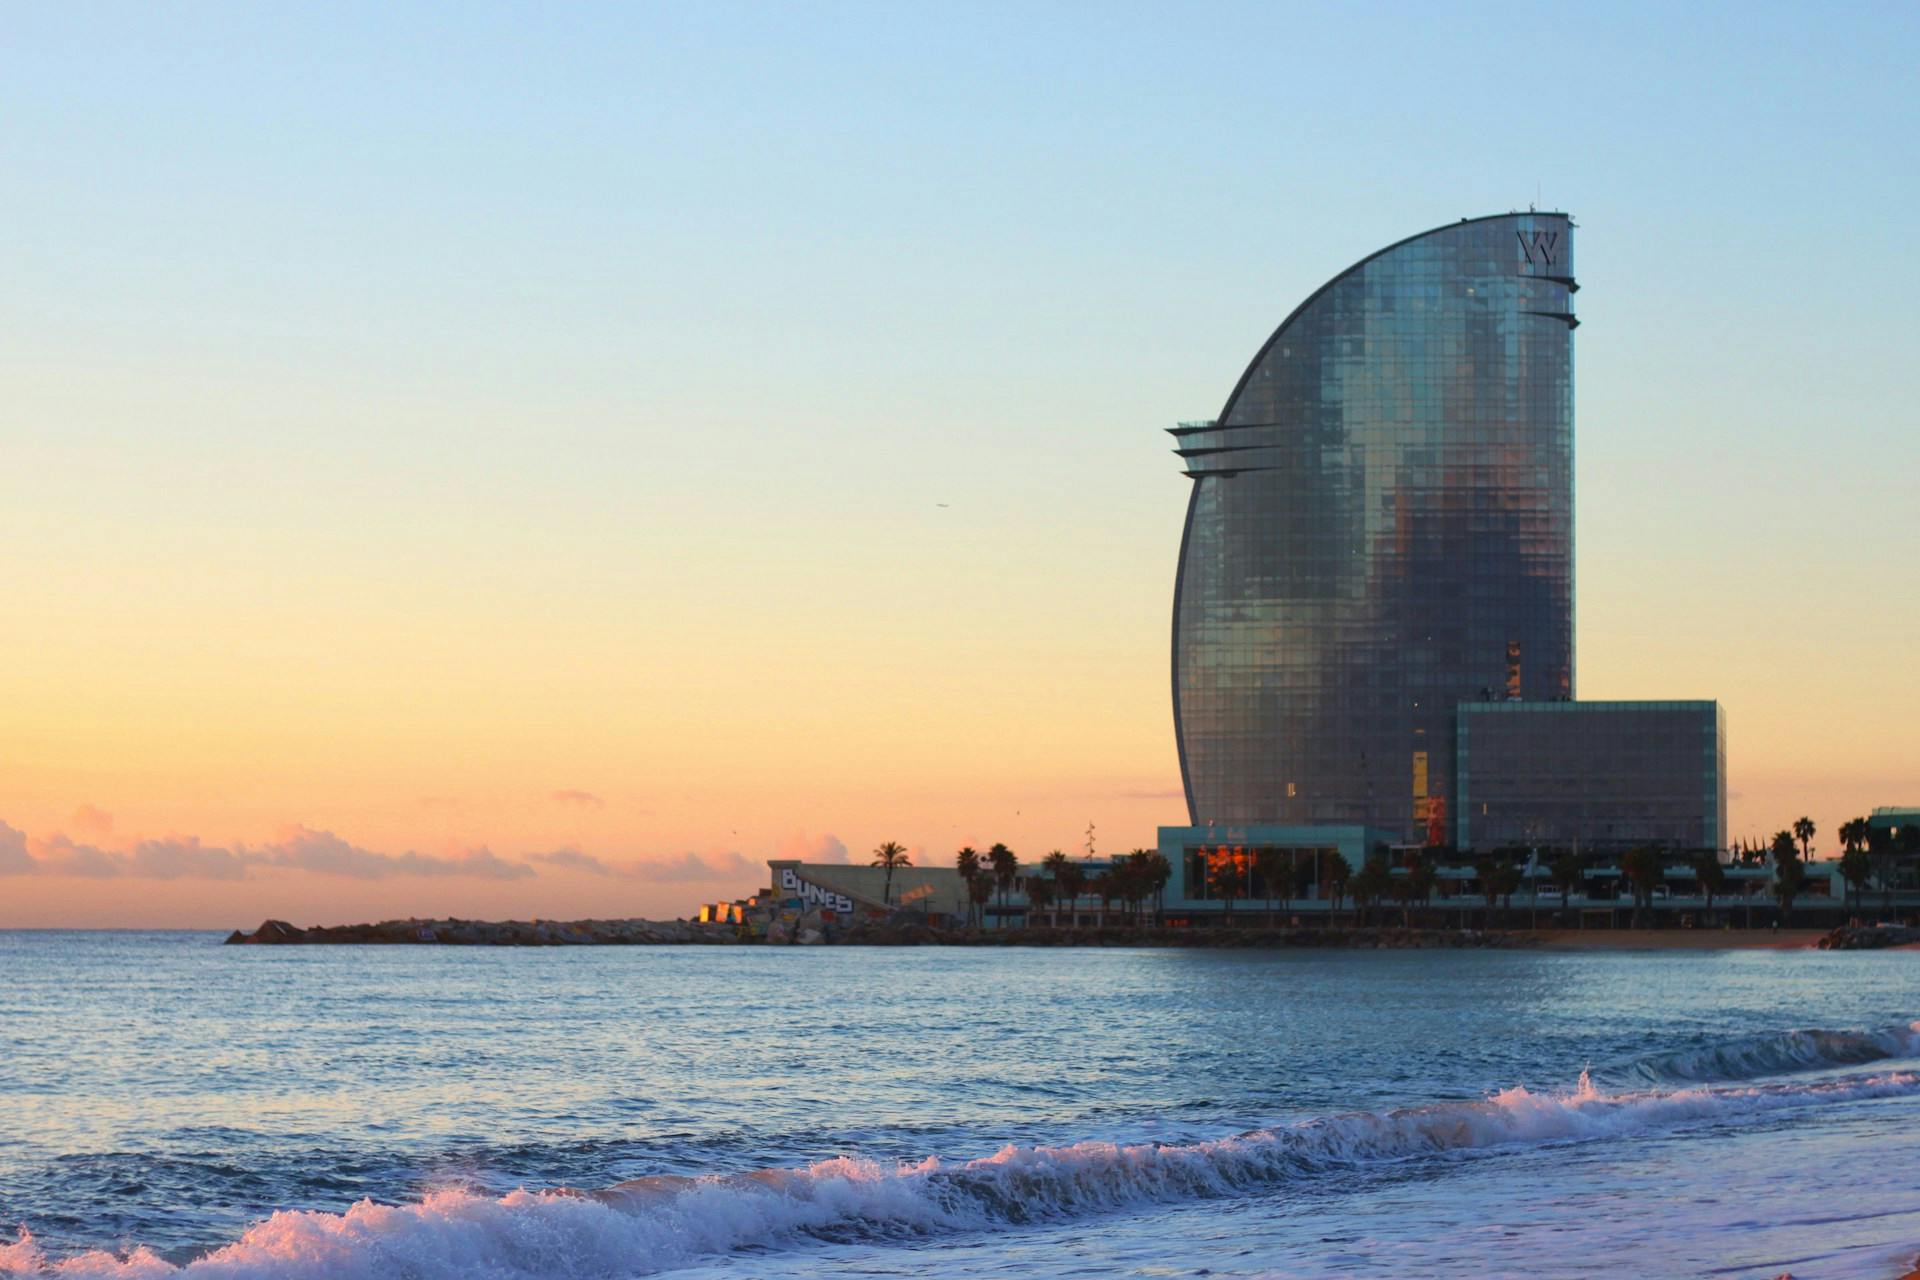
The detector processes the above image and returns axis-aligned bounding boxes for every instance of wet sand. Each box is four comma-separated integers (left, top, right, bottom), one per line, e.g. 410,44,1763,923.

1528,928,1828,951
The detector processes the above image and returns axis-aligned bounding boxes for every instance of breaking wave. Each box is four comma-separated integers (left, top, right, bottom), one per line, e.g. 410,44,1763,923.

1610,1021,1920,1086
7,1070,1919,1279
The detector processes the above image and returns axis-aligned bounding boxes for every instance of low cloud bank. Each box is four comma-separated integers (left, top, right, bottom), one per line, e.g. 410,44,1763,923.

0,822,531,882
0,820,756,884
526,848,756,881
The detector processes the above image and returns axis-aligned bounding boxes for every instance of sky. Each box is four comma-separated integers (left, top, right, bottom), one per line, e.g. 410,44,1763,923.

3,2,1916,927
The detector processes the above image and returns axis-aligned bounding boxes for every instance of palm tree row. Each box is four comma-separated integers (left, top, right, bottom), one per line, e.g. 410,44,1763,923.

926,818,1920,932
952,845,1173,930
1737,815,1920,923
1199,845,1355,922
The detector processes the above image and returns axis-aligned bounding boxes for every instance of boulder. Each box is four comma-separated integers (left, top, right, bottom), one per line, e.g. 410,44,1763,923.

230,919,307,944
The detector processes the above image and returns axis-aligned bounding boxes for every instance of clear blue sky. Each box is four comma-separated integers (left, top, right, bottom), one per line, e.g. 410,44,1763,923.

2,2,1916,923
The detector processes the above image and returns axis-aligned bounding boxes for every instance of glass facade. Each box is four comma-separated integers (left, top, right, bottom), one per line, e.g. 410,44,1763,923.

1454,701,1727,851
1156,824,1389,910
1177,844,1340,903
1172,213,1576,837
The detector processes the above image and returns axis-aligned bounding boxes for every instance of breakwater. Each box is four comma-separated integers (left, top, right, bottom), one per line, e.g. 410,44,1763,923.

223,917,1536,948
1819,924,1920,950
223,917,728,945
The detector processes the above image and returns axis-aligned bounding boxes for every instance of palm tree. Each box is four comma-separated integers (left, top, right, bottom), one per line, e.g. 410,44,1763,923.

1291,858,1315,923
1351,855,1390,926
1206,846,1246,923
1838,846,1871,916
1024,875,1053,930
1040,849,1072,926
1057,862,1086,928
955,846,982,928
1793,816,1816,862
1397,852,1434,928
1474,855,1501,927
1140,850,1171,924
1109,852,1137,925
1254,848,1283,926
1773,852,1807,926
1692,850,1726,921
871,841,911,906
1120,850,1154,925
1324,852,1352,921
967,871,994,929
1621,846,1663,928
1090,871,1117,928
986,843,1018,920
1868,822,1896,920
1492,861,1522,924
1551,850,1583,922
1838,818,1870,918
1770,830,1803,926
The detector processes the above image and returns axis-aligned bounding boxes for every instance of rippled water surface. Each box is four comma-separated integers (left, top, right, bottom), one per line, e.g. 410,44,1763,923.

4,932,1920,1278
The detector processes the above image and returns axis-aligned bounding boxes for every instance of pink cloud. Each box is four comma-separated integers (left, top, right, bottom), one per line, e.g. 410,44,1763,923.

247,826,533,880
27,835,122,878
527,848,616,875
530,847,758,882
623,850,757,882
0,818,760,889
775,832,850,864
551,790,605,809
0,823,35,876
69,804,115,834
0,821,532,881
125,837,249,881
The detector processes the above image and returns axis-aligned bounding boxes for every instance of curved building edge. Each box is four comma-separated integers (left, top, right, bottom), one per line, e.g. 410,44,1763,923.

1168,210,1574,830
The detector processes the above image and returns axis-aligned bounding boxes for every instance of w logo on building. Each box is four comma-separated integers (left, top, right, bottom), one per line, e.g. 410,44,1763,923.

1517,229,1560,266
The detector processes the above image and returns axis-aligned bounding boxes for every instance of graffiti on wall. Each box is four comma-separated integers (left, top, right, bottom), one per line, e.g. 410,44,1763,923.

778,868,856,914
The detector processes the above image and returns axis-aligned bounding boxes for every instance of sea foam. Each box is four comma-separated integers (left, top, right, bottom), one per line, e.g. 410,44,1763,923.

7,1069,1918,1279
1610,1020,1920,1085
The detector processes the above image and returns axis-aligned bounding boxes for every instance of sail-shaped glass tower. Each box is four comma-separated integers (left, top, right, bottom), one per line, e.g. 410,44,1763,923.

1170,212,1577,839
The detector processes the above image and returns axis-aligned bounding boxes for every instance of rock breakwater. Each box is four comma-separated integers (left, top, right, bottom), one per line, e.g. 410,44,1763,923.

1817,925,1920,950
224,917,1536,948
223,917,728,945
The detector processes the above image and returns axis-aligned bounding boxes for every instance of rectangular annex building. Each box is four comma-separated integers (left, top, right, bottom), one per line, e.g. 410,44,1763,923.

1454,700,1726,852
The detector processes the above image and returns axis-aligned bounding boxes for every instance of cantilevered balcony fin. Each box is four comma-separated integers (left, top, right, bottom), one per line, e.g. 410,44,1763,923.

1173,443,1269,459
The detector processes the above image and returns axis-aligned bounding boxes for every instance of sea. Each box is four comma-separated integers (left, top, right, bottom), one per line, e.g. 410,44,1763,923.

3,931,1920,1279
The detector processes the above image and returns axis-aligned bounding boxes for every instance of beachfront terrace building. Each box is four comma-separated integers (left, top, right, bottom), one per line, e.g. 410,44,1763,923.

1150,834,1845,929
1156,825,1394,922
752,857,1158,934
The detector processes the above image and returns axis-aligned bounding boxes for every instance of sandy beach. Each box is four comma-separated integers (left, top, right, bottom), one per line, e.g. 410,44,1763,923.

1527,928,1829,951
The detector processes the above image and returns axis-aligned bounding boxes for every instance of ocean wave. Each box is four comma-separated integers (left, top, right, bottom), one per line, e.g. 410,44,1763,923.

7,1070,1919,1279
1609,1022,1920,1085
